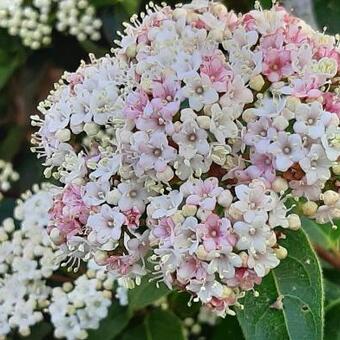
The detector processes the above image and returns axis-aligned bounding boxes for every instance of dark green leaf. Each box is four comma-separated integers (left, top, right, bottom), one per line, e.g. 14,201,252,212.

26,322,53,340
314,0,340,34
128,276,170,312
87,302,131,340
145,309,185,340
325,302,340,340
237,229,323,340
324,278,340,307
168,292,201,319
121,323,148,340
0,198,16,222
0,126,24,161
212,316,244,340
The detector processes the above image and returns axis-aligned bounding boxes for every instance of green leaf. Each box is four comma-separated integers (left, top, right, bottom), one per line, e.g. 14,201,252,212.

325,302,340,340
237,229,323,340
145,309,185,340
0,125,24,161
324,278,340,307
314,0,340,34
128,276,170,312
121,323,148,340
0,198,16,223
87,302,131,340
168,292,201,319
212,316,244,340
302,217,340,250
27,322,53,339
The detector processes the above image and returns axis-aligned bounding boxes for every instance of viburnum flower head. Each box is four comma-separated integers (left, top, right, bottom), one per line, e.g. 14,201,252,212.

32,0,340,316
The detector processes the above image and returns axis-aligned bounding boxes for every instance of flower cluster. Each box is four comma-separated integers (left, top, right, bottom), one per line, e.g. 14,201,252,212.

32,0,340,316
0,0,102,49
0,185,125,339
0,160,18,201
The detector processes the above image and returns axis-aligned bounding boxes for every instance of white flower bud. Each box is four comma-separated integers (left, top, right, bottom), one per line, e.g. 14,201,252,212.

322,190,339,206
217,190,233,207
182,204,197,217
271,177,288,193
62,282,73,292
272,116,289,130
50,228,65,246
196,115,211,129
126,43,137,58
287,214,301,230
274,246,288,260
302,201,318,217
332,164,340,175
106,189,121,205
242,108,257,123
156,166,174,182
172,211,185,224
84,122,99,136
94,250,108,266
249,74,265,91
55,128,71,142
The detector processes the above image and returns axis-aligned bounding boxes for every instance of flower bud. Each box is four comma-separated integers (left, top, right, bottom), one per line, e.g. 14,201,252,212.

274,246,288,260
217,190,233,207
156,166,174,182
106,189,121,205
182,204,197,217
322,190,339,206
302,201,318,217
249,74,265,91
55,128,71,142
126,43,137,58
242,108,257,123
94,250,108,266
287,214,301,230
62,282,73,292
172,211,185,224
332,164,340,175
271,177,288,193
196,115,211,129
84,122,99,136
50,227,65,246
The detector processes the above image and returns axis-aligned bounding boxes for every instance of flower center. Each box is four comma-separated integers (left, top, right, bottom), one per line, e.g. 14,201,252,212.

188,133,197,142
283,146,291,154
195,86,204,95
307,118,315,125
129,190,138,198
249,227,256,235
153,148,162,157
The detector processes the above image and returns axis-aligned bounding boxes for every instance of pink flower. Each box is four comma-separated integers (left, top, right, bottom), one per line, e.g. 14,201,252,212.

290,76,322,99
323,93,340,118
49,184,90,240
200,54,233,92
198,214,233,252
123,207,142,230
123,90,149,119
152,217,175,242
247,152,276,183
262,48,293,82
226,268,261,290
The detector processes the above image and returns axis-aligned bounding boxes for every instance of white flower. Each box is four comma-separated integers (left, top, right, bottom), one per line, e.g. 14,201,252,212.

294,101,332,139
87,204,125,243
172,119,210,159
182,74,218,111
82,180,110,206
299,144,331,184
247,248,280,277
209,103,239,143
234,215,271,253
147,190,183,219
